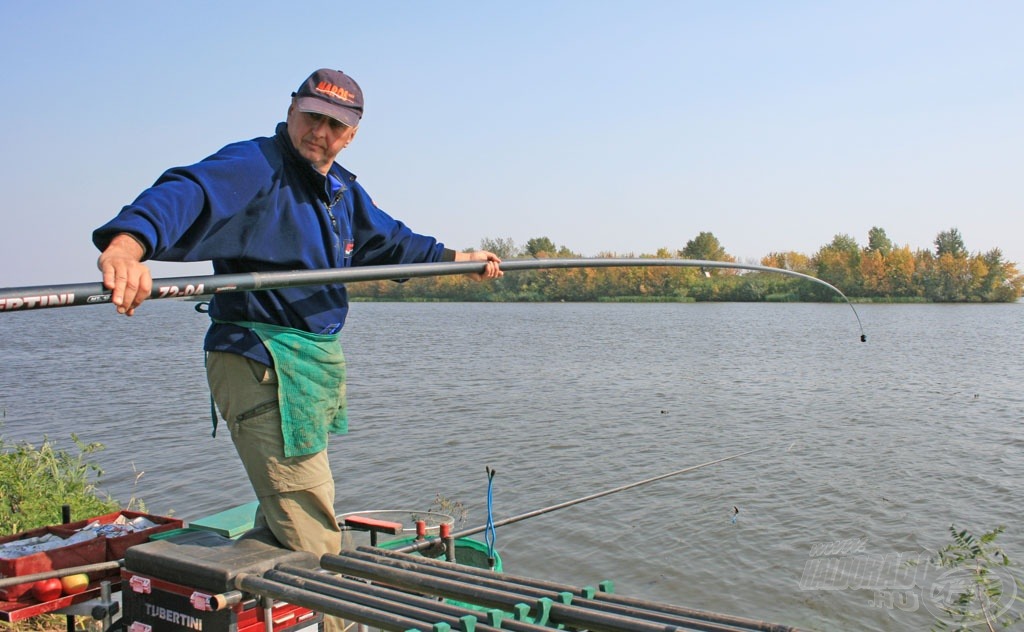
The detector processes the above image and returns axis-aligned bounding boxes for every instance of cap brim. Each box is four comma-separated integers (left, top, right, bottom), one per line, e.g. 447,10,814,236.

295,96,361,127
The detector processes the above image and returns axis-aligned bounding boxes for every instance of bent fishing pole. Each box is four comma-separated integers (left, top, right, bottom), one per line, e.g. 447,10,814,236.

0,258,866,340
395,446,771,555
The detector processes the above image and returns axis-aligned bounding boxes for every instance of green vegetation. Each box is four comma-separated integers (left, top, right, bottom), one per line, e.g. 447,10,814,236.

349,227,1022,303
0,434,119,534
929,525,1024,631
0,434,122,631
430,493,469,529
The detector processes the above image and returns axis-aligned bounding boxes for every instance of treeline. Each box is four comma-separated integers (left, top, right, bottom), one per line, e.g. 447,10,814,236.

348,229,1023,303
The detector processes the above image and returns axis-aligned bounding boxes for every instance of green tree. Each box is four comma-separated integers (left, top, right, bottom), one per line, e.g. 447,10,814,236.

935,228,967,258
478,237,520,259
866,226,893,255
679,231,731,262
922,228,973,301
977,248,1024,302
914,249,941,299
525,236,558,257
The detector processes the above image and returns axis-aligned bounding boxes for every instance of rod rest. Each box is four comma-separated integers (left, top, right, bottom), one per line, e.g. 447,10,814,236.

342,515,405,547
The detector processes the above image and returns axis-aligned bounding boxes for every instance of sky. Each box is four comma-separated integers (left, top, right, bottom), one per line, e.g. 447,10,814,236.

1,1,1021,287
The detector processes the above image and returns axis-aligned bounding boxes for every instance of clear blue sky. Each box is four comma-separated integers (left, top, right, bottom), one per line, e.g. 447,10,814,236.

1,1,1021,286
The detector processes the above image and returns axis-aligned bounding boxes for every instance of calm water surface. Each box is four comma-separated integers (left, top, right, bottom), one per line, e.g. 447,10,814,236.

1,300,1021,631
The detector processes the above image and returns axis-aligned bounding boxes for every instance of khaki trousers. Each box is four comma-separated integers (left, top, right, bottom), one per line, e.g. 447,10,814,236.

206,351,346,632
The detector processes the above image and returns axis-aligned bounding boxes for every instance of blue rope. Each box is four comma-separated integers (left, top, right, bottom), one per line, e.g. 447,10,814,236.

485,467,497,567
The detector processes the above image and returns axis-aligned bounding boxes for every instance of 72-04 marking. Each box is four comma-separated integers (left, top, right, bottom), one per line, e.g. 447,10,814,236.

157,283,205,298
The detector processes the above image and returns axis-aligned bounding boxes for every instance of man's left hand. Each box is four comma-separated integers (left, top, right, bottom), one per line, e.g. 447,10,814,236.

455,250,503,281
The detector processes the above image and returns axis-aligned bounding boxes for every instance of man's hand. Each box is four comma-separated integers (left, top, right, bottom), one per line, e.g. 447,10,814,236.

97,234,152,316
455,250,504,281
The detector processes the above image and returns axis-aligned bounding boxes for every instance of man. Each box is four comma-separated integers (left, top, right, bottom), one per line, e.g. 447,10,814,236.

93,68,502,564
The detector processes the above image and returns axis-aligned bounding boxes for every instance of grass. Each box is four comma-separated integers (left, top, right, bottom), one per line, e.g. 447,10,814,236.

0,432,122,632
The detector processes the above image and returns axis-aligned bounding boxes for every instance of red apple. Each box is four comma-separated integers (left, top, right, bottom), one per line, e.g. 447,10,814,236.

60,573,90,595
31,578,63,602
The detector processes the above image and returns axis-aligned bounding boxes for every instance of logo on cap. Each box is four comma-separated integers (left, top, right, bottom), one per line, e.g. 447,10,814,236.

316,81,356,104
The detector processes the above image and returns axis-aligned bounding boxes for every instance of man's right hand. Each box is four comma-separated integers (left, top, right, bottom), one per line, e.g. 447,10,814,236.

97,234,152,316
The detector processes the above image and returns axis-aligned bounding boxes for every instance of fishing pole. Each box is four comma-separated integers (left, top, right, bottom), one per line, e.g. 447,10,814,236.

0,258,866,340
394,446,770,554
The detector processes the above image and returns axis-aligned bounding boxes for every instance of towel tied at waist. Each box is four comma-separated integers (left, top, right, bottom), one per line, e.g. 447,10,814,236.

221,320,348,457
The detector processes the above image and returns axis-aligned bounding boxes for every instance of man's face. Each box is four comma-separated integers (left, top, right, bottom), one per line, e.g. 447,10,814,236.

286,104,358,174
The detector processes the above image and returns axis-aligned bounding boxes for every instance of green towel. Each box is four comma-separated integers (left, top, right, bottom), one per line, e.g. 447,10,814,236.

226,320,348,457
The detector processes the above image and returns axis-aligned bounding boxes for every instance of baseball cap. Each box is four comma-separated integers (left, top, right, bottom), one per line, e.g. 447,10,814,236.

292,69,364,127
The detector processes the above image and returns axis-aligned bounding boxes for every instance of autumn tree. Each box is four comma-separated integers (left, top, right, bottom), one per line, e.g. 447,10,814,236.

883,245,917,297
935,251,973,301
761,251,812,273
860,249,887,295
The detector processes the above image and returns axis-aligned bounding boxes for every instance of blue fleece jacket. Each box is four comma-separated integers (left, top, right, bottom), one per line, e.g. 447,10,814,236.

93,122,454,365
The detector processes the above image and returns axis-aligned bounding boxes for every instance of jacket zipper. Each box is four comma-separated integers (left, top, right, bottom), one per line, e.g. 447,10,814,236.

325,189,345,261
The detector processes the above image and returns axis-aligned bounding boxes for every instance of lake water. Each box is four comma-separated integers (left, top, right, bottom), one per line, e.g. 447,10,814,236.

1,300,1021,631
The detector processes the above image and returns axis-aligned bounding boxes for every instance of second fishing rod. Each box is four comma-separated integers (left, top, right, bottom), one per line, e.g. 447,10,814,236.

392,446,770,556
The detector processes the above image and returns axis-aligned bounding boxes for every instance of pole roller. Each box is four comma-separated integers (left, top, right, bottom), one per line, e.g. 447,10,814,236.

263,568,509,632
320,551,753,632
342,548,777,632
350,547,798,632
233,572,439,632
271,565,553,632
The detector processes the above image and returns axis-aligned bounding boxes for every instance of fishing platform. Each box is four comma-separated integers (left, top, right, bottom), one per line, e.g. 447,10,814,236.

0,503,805,632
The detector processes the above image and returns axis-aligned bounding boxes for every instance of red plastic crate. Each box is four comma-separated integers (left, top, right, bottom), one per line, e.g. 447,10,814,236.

0,526,106,601
54,510,184,562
